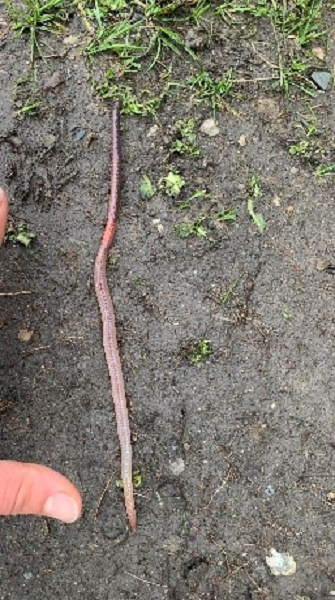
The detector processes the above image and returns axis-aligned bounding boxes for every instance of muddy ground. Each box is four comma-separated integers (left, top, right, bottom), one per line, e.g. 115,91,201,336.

1,3,335,599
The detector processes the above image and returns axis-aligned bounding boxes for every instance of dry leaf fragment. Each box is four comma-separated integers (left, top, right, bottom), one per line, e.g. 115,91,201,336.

63,34,82,45
312,46,326,61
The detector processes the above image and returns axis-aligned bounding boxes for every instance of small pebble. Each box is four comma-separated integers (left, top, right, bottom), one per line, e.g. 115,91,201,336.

72,128,86,142
238,134,247,147
152,218,163,235
18,329,33,342
169,458,185,476
311,70,331,91
200,118,220,137
326,491,335,503
265,484,275,497
147,124,159,138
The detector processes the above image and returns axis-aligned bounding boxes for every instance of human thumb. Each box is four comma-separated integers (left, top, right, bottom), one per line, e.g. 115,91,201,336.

0,461,82,522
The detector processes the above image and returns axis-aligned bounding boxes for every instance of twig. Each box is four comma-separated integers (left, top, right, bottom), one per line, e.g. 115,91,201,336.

245,572,265,593
201,477,228,511
125,571,168,592
94,471,116,520
220,273,244,306
222,562,249,581
0,290,31,296
250,41,279,71
23,345,51,354
235,76,278,83
271,19,285,88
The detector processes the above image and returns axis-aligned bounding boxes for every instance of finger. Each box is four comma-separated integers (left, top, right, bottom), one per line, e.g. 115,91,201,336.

0,461,82,522
0,188,8,245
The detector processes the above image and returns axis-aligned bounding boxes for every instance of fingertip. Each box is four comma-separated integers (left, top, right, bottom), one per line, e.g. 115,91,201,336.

43,493,81,523
0,188,8,245
0,461,82,522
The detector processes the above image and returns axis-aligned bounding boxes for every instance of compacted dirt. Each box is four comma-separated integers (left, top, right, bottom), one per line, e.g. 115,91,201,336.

1,4,335,599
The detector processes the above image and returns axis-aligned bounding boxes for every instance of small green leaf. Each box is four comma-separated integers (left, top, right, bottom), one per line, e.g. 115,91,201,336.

165,172,185,197
116,471,143,489
15,231,36,247
188,339,212,365
17,102,40,117
6,222,36,247
195,224,207,238
289,140,314,157
108,254,118,268
253,212,265,232
216,209,237,221
249,175,262,198
174,223,194,238
139,175,156,199
247,198,266,233
314,164,335,177
174,217,208,239
178,190,208,209
133,472,143,488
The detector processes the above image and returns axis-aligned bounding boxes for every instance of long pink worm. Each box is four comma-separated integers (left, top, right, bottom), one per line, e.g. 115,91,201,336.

94,99,137,531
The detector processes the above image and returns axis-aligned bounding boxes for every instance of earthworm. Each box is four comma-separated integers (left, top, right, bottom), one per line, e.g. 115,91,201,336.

94,100,136,531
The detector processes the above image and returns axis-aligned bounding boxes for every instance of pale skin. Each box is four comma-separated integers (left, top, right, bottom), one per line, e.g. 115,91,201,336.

0,188,82,523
